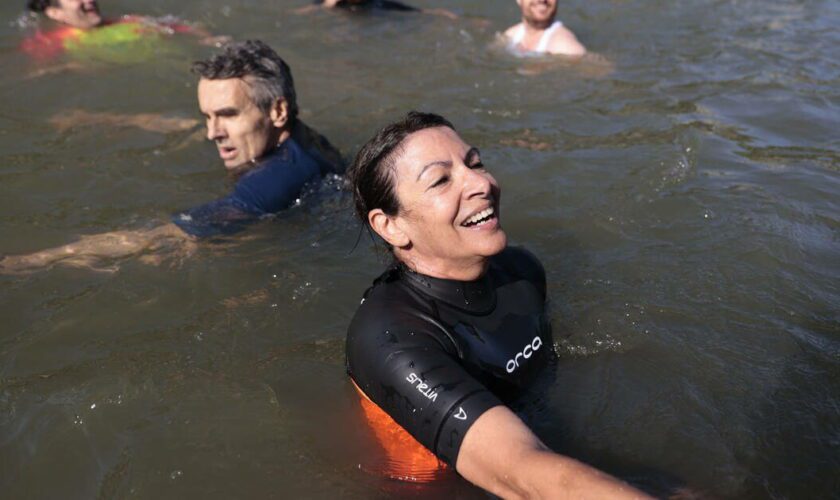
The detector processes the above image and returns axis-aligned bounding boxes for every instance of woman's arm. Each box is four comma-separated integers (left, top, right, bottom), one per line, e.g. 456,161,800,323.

457,406,652,500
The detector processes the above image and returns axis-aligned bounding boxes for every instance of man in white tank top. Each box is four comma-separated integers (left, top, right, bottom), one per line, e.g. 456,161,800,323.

504,0,586,56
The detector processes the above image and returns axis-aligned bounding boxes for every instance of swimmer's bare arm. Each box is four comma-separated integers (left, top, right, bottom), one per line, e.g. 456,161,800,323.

547,26,587,56
134,16,232,46
503,24,520,40
24,61,87,80
293,4,322,14
456,406,652,499
50,109,199,134
0,223,194,274
179,26,232,47
421,8,459,20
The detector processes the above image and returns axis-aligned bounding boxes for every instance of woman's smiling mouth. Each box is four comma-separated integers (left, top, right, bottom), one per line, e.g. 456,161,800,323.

461,206,498,228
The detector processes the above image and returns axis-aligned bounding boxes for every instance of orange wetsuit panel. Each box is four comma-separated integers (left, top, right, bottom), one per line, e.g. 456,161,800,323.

352,380,448,482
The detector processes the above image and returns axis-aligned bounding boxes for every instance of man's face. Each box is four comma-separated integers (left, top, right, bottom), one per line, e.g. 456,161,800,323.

197,78,277,170
48,0,102,29
517,0,557,29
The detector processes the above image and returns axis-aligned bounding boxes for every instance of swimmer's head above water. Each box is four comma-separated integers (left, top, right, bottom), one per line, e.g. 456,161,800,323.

192,40,299,170
506,0,587,56
27,0,103,29
322,0,360,6
349,111,506,281
517,0,558,30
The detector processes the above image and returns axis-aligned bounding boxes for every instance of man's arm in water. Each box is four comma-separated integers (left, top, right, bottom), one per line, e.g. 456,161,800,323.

127,15,232,46
547,25,587,56
49,109,199,134
0,223,194,274
456,406,653,500
420,8,459,20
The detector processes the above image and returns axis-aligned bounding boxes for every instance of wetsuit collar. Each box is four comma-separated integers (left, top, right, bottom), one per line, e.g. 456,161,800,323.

398,263,497,314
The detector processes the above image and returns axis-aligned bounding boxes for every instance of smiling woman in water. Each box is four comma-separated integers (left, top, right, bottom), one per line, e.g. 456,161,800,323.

344,111,652,499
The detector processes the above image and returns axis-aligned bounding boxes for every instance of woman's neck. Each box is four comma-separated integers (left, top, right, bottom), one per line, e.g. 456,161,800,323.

396,252,490,282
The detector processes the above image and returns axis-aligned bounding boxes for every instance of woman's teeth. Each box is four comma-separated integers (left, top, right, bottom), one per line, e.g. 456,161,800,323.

463,207,495,227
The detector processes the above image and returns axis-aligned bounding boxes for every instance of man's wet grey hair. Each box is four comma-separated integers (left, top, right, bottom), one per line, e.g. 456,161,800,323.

191,40,298,122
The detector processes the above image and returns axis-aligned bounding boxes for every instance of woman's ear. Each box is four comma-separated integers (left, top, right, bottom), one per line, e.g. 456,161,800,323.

44,6,67,23
369,209,409,248
269,98,289,130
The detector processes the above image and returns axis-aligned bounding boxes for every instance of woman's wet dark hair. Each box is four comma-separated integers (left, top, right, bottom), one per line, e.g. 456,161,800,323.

348,111,455,226
27,0,55,12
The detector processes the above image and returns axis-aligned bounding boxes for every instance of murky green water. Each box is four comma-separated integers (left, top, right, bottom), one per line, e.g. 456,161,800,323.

1,0,837,498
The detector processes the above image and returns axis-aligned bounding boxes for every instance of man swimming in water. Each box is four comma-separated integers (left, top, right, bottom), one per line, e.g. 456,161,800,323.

297,0,458,19
504,0,586,56
27,0,103,29
318,0,418,12
0,40,343,273
22,0,225,60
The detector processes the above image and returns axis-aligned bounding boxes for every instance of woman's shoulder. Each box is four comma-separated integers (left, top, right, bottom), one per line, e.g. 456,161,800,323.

347,267,449,350
349,269,430,329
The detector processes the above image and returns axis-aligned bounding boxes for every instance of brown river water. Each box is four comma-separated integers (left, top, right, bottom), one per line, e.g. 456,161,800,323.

0,0,837,498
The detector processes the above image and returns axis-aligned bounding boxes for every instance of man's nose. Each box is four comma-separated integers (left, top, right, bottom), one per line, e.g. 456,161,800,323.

206,119,224,141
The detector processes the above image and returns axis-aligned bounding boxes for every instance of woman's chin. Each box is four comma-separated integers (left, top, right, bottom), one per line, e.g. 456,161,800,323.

475,230,508,257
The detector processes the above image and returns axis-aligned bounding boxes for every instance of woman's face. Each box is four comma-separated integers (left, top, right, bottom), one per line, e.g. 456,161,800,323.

385,127,507,277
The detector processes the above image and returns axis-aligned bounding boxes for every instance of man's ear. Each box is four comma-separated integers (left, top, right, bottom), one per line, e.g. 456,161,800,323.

369,209,410,248
269,98,289,130
44,6,67,23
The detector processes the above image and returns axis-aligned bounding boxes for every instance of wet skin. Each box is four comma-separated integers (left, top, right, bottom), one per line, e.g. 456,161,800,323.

373,127,507,281
46,0,103,29
197,78,281,170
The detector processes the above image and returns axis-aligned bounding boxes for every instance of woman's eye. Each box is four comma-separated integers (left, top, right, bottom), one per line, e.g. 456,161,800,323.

431,176,449,188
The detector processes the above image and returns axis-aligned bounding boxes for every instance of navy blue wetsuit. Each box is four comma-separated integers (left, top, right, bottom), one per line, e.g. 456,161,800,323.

172,136,330,238
346,247,553,466
315,0,419,12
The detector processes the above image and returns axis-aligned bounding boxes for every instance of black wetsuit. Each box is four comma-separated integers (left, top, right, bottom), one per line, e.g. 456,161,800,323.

315,0,419,12
346,247,553,466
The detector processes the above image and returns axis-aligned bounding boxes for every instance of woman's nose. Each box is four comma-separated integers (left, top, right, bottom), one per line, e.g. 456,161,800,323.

461,164,493,199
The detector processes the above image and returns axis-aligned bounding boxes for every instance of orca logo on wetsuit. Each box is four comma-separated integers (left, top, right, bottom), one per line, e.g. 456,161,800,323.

505,336,543,374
